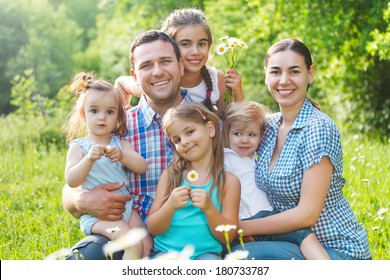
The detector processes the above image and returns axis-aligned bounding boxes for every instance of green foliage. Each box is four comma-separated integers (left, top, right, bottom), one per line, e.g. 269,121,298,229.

1,0,388,137
367,2,390,61
10,69,55,119
0,0,29,114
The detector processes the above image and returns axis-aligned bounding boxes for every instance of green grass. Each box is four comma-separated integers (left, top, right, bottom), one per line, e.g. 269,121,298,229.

0,116,388,260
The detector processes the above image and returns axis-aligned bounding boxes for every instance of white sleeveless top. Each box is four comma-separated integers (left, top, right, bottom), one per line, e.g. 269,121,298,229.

180,65,220,105
224,148,273,219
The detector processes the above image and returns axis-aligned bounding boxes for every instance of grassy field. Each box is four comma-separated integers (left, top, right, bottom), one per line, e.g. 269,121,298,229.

0,115,388,260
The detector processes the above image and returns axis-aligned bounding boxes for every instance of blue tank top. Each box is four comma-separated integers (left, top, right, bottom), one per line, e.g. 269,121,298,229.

153,177,222,259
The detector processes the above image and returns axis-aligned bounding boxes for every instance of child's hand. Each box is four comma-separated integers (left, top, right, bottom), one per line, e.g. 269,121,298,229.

105,145,122,162
190,189,211,211
87,144,106,161
167,186,191,210
225,68,243,101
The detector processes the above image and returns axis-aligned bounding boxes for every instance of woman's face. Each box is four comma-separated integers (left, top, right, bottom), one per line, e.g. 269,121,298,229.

265,49,314,110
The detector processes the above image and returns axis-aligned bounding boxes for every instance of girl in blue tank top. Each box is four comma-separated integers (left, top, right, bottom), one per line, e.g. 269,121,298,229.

147,103,240,260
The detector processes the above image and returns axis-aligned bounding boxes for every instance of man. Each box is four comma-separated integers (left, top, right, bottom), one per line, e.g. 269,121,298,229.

62,30,192,259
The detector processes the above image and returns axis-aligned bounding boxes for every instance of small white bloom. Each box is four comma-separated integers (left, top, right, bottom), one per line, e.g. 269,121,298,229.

44,248,72,260
106,226,121,234
377,207,388,216
215,43,228,55
187,170,199,182
104,145,111,154
224,250,249,260
103,228,148,255
154,245,195,260
215,224,237,232
227,37,241,46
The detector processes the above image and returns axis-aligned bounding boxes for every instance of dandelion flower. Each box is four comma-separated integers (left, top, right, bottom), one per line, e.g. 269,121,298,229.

215,224,237,232
224,250,249,260
103,228,148,255
187,170,199,182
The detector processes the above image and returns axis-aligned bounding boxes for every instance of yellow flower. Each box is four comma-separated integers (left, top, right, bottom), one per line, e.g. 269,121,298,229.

187,170,199,182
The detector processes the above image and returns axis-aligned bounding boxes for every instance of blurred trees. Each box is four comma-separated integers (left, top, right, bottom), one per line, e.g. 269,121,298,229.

0,0,389,137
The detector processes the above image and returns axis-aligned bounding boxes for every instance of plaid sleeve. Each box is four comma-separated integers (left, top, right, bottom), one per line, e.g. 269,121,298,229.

300,119,341,171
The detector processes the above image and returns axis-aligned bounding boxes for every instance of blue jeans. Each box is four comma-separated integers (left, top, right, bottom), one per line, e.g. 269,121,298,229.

245,210,313,245
65,234,123,260
236,242,371,260
233,240,305,260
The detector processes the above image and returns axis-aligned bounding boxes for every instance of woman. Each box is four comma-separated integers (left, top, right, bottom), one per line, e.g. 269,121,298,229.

236,38,371,260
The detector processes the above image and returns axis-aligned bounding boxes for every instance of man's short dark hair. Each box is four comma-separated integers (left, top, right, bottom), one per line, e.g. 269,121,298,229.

129,30,181,68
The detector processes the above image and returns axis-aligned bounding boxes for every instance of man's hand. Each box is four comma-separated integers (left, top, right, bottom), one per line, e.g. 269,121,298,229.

77,182,132,221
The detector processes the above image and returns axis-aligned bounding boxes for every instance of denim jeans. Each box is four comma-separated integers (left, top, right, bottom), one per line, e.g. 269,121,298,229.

232,240,371,260
232,241,305,260
245,210,313,245
65,234,123,260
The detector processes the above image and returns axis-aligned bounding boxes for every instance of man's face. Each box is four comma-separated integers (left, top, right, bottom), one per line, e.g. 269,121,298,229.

131,40,184,107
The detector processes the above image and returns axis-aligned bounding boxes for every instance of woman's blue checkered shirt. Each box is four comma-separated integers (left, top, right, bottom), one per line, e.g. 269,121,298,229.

255,99,371,259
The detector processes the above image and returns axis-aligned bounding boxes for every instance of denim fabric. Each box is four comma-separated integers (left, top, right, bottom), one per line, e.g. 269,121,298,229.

232,241,305,260
246,210,313,245
324,246,372,260
65,234,123,260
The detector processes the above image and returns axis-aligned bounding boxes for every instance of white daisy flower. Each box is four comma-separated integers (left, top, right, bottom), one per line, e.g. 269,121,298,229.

215,224,237,232
187,170,199,182
103,228,148,255
154,245,195,260
44,248,72,260
106,226,121,234
215,43,228,55
224,250,249,260
227,37,241,46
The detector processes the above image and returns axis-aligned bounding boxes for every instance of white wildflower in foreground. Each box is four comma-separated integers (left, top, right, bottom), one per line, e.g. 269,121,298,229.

154,245,195,260
224,250,249,260
187,170,199,182
215,224,237,232
44,248,72,260
103,228,148,255
106,226,121,234
375,207,388,220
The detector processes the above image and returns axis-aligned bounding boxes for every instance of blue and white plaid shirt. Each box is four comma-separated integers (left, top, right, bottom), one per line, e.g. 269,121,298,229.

256,99,371,259
123,90,192,222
